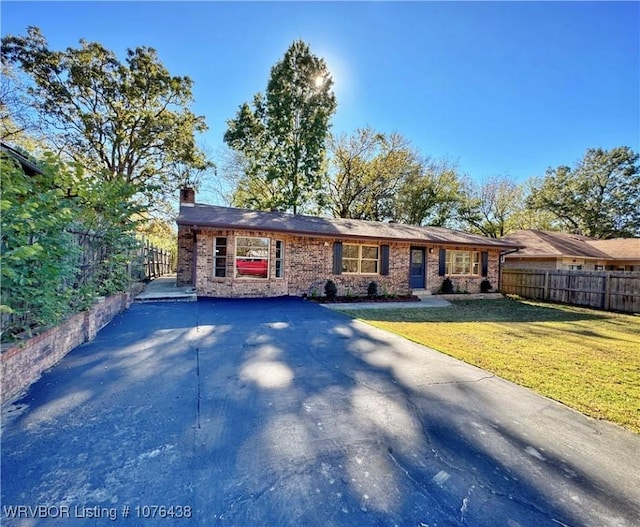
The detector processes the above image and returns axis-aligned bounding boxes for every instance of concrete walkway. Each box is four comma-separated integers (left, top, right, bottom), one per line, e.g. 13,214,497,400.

134,274,196,302
322,296,452,310
2,298,639,526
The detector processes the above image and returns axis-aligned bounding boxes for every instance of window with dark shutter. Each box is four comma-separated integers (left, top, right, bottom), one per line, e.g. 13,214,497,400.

380,245,390,276
481,252,489,277
333,241,343,275
438,249,446,276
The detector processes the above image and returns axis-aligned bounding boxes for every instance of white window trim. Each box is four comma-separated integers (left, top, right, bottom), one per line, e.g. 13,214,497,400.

342,244,380,275
234,236,270,279
213,237,227,278
446,250,481,276
275,240,285,279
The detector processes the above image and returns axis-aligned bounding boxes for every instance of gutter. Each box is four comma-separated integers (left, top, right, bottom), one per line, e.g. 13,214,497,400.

176,218,519,250
0,141,44,176
498,247,521,292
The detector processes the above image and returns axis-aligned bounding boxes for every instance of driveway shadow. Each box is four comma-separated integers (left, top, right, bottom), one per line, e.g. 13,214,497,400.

2,298,639,526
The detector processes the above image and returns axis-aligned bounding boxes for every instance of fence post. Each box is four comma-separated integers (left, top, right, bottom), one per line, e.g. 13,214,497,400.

604,272,611,311
543,271,550,300
146,238,152,279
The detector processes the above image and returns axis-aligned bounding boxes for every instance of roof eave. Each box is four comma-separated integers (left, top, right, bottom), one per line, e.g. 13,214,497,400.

176,216,522,249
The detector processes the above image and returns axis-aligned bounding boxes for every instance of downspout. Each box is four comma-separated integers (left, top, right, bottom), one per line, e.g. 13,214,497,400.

498,247,520,292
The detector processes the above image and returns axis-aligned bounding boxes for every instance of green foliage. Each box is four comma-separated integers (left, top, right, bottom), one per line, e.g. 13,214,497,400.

367,281,378,298
480,279,493,293
392,158,463,226
440,278,454,294
324,279,338,300
1,26,212,210
1,154,79,337
457,176,526,238
224,40,337,214
0,150,141,341
326,128,417,221
527,146,640,238
325,127,464,225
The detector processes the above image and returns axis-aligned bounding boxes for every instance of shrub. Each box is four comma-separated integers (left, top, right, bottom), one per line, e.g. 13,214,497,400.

367,281,378,298
480,279,493,293
324,279,338,300
440,277,454,294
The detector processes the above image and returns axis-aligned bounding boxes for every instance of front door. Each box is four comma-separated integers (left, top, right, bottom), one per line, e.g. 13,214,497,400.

409,247,425,289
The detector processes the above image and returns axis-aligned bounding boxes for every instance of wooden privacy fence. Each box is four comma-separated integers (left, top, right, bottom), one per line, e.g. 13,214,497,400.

133,239,174,281
71,232,174,283
501,269,640,313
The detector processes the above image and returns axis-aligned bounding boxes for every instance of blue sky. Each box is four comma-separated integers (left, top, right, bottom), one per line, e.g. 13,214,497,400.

2,1,639,191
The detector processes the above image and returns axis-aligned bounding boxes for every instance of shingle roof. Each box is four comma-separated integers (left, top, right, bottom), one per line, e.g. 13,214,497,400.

588,238,640,260
501,230,640,260
177,203,520,249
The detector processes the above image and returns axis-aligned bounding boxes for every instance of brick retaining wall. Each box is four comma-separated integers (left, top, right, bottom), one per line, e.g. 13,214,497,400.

1,284,144,404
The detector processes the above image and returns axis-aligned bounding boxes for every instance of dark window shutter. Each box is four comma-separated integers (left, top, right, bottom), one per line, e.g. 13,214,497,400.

380,245,390,276
438,249,447,276
333,241,343,275
481,251,489,277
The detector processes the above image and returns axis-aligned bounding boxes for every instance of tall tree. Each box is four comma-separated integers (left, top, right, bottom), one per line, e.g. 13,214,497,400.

224,40,337,214
392,158,463,226
326,128,417,220
1,27,212,208
0,61,43,148
527,146,640,238
458,176,526,238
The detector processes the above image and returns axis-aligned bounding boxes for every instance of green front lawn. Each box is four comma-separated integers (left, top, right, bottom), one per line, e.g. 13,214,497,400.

341,298,640,433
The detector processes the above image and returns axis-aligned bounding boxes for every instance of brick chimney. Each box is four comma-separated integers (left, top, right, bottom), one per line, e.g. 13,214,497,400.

180,187,195,207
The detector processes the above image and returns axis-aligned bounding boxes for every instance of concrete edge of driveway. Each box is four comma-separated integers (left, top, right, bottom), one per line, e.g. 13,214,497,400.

321,297,452,310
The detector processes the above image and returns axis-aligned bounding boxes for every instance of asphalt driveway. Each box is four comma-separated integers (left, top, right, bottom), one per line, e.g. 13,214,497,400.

2,298,639,526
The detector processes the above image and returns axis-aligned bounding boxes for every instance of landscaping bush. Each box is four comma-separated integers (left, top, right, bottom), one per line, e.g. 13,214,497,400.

480,279,493,293
324,279,338,300
367,281,378,298
440,277,454,294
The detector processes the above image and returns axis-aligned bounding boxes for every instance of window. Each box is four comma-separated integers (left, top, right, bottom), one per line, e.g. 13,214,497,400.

275,240,284,278
214,237,227,277
235,237,269,279
445,250,481,276
342,244,379,274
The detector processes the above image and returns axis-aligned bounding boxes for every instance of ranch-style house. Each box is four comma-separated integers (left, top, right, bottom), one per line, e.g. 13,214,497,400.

176,188,520,298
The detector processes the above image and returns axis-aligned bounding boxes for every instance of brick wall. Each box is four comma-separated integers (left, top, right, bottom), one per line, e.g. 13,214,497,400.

181,228,502,298
1,285,143,403
427,247,501,294
177,226,195,286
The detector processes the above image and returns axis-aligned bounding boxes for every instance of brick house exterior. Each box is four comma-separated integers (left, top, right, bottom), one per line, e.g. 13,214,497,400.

177,189,519,298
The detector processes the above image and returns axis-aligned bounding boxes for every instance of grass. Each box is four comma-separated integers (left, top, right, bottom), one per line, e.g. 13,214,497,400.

340,297,640,433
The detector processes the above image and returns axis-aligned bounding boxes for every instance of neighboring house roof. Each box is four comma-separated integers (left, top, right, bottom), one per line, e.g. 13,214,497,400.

588,239,640,260
0,141,43,176
178,203,520,249
501,230,640,260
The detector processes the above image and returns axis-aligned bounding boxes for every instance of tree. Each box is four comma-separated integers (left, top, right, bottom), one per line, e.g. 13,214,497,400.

457,176,527,238
325,128,418,221
392,158,464,226
1,27,212,209
527,146,640,238
0,61,43,148
224,40,337,214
